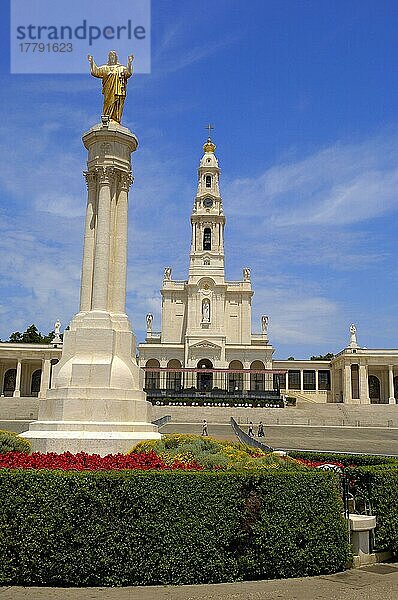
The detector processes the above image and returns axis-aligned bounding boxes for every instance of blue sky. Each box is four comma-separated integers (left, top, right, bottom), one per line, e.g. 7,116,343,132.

0,0,397,358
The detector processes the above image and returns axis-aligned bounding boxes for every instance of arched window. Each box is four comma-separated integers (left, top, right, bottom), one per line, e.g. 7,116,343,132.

229,360,243,392
205,175,211,188
145,359,160,390
3,369,16,396
166,359,182,391
203,228,211,250
250,361,265,391
31,369,42,396
369,375,381,404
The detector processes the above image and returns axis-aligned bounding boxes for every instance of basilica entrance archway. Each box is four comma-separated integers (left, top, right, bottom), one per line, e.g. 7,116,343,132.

197,359,213,391
166,359,182,391
145,359,160,390
369,375,381,404
250,360,265,391
229,360,243,392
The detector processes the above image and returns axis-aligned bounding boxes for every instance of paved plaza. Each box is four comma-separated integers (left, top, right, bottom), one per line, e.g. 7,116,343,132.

2,420,398,455
161,422,398,455
1,563,398,600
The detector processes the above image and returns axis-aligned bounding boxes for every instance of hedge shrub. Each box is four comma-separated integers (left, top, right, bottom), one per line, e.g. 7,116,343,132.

288,450,398,468
0,430,31,454
348,465,398,555
0,469,349,586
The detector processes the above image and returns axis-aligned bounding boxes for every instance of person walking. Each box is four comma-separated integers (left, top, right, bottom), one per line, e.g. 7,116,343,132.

202,419,208,436
258,421,265,437
248,421,254,437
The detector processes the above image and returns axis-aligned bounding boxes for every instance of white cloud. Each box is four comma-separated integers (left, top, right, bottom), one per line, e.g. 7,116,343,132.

225,133,398,226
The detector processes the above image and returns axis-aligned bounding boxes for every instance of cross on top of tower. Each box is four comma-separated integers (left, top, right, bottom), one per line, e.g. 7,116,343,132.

205,123,214,137
203,124,216,153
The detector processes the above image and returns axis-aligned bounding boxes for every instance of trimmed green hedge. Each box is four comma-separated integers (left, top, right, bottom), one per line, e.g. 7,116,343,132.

288,450,398,467
0,430,31,454
0,469,349,586
348,465,398,555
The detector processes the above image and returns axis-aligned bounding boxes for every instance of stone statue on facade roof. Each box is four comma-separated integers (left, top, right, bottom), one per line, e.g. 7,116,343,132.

261,315,269,336
146,313,153,333
88,51,133,123
52,319,62,344
349,324,358,348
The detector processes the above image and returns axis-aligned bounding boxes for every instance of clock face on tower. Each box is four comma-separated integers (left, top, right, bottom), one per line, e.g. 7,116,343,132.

203,197,213,208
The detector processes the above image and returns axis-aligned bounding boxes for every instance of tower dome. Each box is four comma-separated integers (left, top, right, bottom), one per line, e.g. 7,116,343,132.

203,137,216,153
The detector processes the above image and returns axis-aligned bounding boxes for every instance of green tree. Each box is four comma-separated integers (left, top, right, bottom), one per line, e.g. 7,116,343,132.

7,324,54,344
310,353,334,361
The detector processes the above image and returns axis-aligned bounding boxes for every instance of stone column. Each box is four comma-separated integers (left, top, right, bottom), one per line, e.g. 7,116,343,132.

343,364,352,403
13,359,21,397
359,364,370,404
285,372,289,392
38,358,51,399
300,369,304,392
111,173,131,313
91,167,112,311
388,365,395,404
159,362,167,391
243,364,250,392
0,364,4,395
315,370,319,392
79,171,97,312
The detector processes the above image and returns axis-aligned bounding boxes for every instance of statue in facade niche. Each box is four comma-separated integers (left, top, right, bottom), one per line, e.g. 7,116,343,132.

88,51,133,123
202,299,210,323
164,267,172,280
146,313,153,333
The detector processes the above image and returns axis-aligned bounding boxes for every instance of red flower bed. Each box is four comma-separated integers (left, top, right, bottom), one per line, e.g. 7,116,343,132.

0,450,203,471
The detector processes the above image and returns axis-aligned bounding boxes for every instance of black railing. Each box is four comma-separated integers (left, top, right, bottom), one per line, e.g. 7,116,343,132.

146,388,283,407
152,415,171,428
230,417,274,452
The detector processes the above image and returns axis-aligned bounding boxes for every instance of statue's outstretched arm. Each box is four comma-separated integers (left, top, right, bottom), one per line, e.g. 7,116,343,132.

126,55,134,77
87,54,103,78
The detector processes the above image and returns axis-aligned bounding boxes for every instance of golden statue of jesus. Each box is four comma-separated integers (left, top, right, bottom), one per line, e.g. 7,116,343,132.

88,51,133,124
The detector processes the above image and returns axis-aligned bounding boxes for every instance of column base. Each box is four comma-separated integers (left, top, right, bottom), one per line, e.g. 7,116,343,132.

389,397,396,404
13,391,20,398
22,420,160,456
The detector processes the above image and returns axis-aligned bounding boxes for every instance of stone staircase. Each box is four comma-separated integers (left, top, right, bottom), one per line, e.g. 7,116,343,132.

152,402,398,428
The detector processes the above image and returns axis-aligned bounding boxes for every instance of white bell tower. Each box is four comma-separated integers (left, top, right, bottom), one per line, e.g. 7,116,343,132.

188,137,226,285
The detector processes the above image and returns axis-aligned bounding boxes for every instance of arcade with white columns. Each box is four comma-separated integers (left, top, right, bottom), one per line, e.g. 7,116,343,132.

22,118,160,454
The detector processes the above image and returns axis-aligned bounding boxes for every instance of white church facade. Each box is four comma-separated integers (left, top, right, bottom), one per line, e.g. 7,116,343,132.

0,138,397,410
137,138,398,406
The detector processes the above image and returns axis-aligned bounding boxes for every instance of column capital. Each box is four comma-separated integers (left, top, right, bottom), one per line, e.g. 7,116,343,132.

119,170,133,191
96,166,117,184
83,170,97,188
